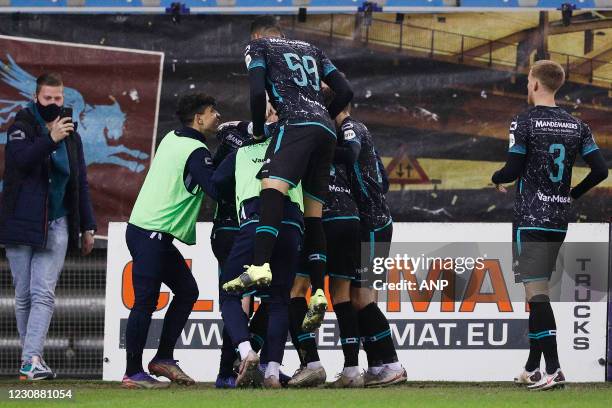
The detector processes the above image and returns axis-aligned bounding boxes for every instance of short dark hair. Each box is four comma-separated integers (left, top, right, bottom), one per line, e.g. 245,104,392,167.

36,73,63,95
176,93,216,126
250,15,282,36
531,60,565,93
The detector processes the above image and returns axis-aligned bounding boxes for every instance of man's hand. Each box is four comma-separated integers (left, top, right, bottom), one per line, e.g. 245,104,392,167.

81,231,95,255
49,117,74,143
495,184,508,193
243,135,266,147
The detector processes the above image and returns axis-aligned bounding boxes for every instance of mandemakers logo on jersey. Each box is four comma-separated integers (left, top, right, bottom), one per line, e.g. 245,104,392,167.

534,120,578,129
533,120,579,131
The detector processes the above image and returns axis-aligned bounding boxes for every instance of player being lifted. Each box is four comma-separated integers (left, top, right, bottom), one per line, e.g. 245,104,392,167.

213,113,304,389
223,16,353,328
492,60,608,391
287,85,363,388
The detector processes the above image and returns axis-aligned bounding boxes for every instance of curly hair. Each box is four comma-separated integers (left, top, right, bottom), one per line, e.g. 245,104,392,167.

176,93,216,126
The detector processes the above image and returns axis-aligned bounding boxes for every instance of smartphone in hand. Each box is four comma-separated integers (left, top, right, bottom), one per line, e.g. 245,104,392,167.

59,107,74,136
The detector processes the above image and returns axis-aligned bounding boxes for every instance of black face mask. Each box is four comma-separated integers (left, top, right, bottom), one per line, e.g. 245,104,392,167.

35,101,61,123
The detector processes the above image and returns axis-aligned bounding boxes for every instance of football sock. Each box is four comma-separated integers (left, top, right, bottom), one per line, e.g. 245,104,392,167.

342,366,360,378
253,188,285,266
525,303,542,372
334,301,360,368
384,362,402,371
307,361,323,370
289,297,320,364
238,341,252,361
304,217,326,292
529,294,560,375
265,361,280,379
358,302,398,366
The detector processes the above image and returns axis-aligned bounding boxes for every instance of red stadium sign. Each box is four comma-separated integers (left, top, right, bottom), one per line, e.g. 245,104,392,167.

0,35,164,237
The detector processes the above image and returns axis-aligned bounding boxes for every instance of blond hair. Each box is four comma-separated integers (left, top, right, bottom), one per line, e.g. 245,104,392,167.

530,60,565,93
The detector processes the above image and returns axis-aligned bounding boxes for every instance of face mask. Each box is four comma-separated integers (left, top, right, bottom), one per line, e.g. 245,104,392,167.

35,101,61,123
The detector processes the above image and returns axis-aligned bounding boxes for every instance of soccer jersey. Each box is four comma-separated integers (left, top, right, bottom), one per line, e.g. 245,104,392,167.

323,162,359,222
244,37,337,135
509,106,599,230
213,121,253,168
343,117,392,230
212,121,252,228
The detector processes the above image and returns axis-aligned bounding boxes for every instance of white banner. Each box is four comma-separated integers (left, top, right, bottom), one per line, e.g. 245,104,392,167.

103,222,609,382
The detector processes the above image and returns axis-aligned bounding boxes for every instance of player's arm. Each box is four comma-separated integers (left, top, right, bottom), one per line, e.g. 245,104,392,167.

334,123,362,165
184,147,218,200
492,116,527,189
334,141,360,165
570,150,608,199
492,153,526,185
245,42,267,138
376,152,390,194
211,150,237,202
212,137,231,168
319,51,353,119
570,125,608,199
325,70,353,119
249,68,267,138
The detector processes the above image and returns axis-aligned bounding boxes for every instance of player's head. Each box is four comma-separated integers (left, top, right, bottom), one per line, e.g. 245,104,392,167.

176,93,220,135
250,15,283,40
527,60,565,105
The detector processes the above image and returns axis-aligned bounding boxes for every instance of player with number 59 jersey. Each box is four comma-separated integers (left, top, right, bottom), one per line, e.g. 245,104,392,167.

245,36,339,135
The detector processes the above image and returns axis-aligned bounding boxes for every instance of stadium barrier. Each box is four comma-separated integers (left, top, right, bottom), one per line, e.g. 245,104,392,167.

100,222,609,382
0,249,106,377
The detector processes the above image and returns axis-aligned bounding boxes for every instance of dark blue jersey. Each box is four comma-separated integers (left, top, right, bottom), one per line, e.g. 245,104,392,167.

213,121,253,167
510,106,599,230
244,37,337,136
212,121,252,229
342,117,392,231
323,162,359,222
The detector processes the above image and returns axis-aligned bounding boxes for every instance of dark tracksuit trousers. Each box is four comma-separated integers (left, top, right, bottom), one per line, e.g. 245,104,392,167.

124,223,199,375
211,225,240,378
219,219,301,364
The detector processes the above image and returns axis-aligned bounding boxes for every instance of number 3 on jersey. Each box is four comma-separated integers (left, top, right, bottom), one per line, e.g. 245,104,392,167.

549,143,565,182
283,53,320,90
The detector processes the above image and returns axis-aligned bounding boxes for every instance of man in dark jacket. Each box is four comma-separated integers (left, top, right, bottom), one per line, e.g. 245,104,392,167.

0,73,96,380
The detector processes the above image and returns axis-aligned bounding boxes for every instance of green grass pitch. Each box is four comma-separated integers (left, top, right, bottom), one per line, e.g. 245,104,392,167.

0,381,611,407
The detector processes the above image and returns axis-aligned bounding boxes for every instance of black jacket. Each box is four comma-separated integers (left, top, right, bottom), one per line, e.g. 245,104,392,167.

0,106,96,250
